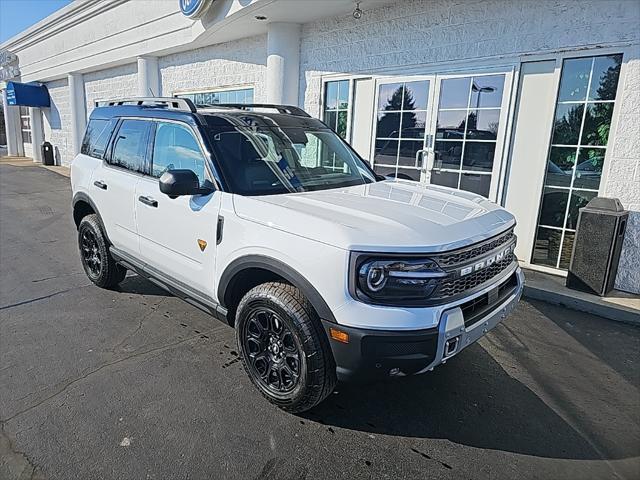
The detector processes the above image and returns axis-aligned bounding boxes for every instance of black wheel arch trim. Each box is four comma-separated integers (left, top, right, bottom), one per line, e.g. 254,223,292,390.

218,255,337,323
72,192,112,244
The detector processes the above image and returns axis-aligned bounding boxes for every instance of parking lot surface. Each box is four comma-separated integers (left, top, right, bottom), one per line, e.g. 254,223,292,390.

1,164,639,480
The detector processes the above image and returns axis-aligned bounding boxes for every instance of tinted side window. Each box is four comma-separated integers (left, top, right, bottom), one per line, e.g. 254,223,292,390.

109,119,150,173
81,119,115,159
152,122,207,185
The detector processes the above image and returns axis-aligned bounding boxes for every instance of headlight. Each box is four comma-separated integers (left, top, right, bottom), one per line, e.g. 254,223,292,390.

354,256,447,305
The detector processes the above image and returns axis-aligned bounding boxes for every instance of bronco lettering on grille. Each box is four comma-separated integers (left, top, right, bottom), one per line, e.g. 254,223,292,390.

459,244,515,277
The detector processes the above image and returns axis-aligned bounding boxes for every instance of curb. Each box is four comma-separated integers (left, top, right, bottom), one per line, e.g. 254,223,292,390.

523,283,640,326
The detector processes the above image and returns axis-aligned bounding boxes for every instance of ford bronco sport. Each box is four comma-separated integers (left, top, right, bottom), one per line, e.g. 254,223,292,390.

71,97,523,413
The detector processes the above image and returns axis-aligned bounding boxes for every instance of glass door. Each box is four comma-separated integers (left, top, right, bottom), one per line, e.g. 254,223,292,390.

371,77,435,181
427,73,511,200
370,71,513,201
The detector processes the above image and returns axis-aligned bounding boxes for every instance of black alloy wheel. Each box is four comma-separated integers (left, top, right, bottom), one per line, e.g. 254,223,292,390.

80,228,102,277
242,307,302,393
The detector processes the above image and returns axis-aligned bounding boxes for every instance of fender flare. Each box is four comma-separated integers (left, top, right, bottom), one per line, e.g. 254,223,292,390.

217,255,336,323
72,192,111,243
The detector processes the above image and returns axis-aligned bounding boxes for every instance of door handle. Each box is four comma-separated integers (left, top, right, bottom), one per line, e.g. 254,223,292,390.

138,195,158,208
93,180,107,190
426,150,436,172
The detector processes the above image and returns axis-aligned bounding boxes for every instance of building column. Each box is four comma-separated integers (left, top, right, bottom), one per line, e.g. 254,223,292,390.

2,89,23,156
29,107,44,162
137,56,161,97
68,73,86,156
266,22,301,105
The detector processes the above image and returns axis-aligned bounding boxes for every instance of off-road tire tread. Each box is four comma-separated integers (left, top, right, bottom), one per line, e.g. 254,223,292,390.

236,282,337,413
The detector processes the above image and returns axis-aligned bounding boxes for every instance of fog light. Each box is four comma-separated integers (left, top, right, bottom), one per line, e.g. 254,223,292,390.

329,328,349,344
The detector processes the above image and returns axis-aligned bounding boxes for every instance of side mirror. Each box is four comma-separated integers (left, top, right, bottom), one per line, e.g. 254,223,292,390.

159,169,214,197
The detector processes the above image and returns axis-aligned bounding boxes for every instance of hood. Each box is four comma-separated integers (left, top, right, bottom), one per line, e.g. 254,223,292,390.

232,180,515,253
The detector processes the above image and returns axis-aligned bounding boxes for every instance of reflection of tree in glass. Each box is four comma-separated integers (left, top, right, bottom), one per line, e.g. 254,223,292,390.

553,105,583,145
379,86,417,137
583,103,613,146
336,112,347,139
594,56,621,100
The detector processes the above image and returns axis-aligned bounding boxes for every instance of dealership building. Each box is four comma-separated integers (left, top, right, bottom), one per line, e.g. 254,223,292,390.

0,0,638,294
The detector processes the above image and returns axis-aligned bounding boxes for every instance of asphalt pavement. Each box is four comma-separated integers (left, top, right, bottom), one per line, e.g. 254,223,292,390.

1,163,639,480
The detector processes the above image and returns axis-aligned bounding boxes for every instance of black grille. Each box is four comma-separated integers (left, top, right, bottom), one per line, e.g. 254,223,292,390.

434,253,515,300
434,229,515,267
460,272,518,327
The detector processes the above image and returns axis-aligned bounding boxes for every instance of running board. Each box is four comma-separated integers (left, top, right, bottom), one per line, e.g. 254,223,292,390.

110,247,229,324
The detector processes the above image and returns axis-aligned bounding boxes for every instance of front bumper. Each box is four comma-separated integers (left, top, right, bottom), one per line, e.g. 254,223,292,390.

322,267,524,382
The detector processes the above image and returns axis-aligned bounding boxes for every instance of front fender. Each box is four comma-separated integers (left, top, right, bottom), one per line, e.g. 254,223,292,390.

217,254,337,323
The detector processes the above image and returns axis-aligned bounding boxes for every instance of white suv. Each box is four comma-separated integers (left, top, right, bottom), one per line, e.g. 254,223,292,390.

71,98,523,412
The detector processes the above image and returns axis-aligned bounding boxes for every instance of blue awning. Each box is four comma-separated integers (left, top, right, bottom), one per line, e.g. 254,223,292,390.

5,81,50,108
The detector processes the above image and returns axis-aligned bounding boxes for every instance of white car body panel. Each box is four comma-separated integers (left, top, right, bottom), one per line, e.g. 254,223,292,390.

135,174,221,295
233,180,515,253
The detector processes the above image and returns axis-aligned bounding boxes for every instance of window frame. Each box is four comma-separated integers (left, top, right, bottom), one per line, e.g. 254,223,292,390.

19,106,32,144
320,77,356,142
322,79,351,140
530,52,625,271
173,85,255,106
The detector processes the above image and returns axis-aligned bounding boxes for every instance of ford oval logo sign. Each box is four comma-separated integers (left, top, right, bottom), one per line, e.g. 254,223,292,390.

180,0,212,19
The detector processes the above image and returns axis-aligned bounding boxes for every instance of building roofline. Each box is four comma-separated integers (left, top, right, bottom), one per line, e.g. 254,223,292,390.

0,0,128,52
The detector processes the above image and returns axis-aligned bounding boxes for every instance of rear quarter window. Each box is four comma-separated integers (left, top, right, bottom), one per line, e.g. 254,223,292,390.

81,119,116,159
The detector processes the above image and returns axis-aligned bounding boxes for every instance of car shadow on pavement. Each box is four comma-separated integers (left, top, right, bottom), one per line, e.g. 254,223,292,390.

301,342,630,461
114,273,170,297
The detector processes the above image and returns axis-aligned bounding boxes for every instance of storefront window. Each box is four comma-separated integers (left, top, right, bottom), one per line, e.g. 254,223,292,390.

176,87,254,106
323,80,349,139
532,54,622,269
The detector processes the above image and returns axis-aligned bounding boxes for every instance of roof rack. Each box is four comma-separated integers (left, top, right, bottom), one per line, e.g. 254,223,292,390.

196,103,311,118
97,97,197,112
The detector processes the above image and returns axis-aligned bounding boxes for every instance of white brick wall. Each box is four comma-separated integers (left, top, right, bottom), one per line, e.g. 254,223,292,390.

159,35,266,99
84,63,138,118
301,0,639,115
43,78,72,166
606,53,640,292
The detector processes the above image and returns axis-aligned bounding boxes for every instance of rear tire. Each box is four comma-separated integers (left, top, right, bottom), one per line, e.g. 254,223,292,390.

235,282,337,413
78,214,127,289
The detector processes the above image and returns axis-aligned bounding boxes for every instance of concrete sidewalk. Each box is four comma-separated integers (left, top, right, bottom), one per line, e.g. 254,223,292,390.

0,155,70,178
523,268,640,326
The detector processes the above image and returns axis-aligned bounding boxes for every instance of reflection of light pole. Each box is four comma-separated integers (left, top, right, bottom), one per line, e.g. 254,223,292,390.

472,83,495,110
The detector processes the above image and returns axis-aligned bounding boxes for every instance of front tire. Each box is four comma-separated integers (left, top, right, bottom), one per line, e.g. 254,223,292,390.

235,282,337,413
78,214,126,289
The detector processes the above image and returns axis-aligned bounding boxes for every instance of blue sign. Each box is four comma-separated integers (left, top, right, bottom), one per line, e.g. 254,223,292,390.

179,0,211,18
6,81,50,108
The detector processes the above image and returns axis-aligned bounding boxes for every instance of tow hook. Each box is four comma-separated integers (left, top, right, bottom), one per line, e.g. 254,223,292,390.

444,335,460,357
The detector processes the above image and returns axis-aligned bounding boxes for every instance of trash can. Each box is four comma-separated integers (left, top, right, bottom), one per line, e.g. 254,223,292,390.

566,197,628,296
42,141,54,166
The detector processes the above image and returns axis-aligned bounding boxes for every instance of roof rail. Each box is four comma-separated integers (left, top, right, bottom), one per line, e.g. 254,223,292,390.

97,97,197,112
196,103,311,118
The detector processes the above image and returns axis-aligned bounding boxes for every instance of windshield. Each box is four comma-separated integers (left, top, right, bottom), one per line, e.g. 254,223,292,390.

207,125,378,195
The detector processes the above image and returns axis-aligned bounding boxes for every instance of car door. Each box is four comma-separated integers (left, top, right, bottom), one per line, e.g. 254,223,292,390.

89,118,151,257
135,119,221,296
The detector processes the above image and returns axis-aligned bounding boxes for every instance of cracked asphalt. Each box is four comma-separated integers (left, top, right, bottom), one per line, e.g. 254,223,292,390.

1,163,639,480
